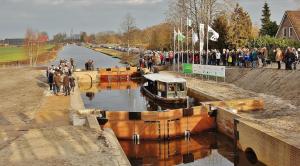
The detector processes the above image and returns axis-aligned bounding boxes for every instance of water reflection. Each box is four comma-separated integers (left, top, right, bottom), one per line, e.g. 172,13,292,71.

81,80,200,112
86,92,95,101
119,132,266,166
120,132,233,166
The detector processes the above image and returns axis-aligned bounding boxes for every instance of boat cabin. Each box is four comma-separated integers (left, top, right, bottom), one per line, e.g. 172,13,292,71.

143,73,187,100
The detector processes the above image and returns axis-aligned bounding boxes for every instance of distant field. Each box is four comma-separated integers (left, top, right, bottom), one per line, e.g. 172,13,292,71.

0,45,54,63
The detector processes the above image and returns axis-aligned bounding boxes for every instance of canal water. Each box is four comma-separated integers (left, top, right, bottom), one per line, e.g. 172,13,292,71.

55,45,265,166
48,44,122,69
82,80,200,112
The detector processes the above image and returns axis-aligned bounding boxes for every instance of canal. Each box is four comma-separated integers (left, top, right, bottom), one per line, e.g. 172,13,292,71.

55,45,264,166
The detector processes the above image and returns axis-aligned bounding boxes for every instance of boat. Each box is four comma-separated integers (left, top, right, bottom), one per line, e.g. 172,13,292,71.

141,73,187,104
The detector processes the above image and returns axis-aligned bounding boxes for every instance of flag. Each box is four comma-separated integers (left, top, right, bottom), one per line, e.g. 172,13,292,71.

192,32,198,44
187,18,192,27
199,24,205,52
174,29,178,39
208,26,219,41
177,30,185,42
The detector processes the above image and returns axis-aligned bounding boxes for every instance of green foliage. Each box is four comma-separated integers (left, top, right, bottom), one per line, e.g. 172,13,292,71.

249,36,300,49
53,33,67,43
261,2,271,26
227,4,252,49
211,13,229,49
260,2,278,36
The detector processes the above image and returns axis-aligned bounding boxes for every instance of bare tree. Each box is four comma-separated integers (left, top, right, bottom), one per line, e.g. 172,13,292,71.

166,0,236,41
120,13,137,55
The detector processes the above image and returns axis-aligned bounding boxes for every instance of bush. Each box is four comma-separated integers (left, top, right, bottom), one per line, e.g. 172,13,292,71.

249,36,300,49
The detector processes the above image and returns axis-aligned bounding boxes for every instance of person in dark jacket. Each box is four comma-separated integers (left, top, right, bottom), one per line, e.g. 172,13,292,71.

284,48,294,70
48,70,54,90
63,74,70,96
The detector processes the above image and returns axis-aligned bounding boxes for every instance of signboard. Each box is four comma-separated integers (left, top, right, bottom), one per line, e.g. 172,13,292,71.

183,63,193,74
193,64,225,78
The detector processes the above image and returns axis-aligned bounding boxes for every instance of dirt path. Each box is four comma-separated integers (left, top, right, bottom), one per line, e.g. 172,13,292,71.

164,70,300,148
0,68,130,166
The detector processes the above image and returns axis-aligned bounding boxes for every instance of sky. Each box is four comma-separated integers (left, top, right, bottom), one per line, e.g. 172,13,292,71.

0,0,299,39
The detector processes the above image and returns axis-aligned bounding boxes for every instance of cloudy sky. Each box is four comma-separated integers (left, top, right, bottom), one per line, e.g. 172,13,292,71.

0,0,299,39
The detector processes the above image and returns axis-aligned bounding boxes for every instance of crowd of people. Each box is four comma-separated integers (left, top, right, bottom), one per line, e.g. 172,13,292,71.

47,58,75,96
85,59,95,71
139,51,175,72
140,47,299,70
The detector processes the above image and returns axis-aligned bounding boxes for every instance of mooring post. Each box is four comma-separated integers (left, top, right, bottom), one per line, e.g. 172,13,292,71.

184,130,191,140
133,133,140,145
234,118,240,165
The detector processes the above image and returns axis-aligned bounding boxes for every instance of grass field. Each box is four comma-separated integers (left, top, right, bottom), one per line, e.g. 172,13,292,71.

0,45,54,63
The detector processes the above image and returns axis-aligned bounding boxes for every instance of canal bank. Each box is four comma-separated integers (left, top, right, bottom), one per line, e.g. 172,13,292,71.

92,47,139,66
0,67,130,166
163,70,300,166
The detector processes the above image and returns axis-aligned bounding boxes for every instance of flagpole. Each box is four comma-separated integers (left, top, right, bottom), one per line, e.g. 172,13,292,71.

192,28,195,64
199,24,202,65
206,6,210,65
186,17,189,64
181,17,183,72
173,27,176,71
177,28,180,72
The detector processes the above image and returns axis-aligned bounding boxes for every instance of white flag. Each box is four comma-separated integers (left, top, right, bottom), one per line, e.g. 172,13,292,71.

208,26,219,41
174,29,178,39
192,32,199,44
199,24,205,52
187,18,192,27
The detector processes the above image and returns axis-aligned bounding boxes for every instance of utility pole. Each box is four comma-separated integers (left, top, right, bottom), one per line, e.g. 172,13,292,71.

127,25,130,57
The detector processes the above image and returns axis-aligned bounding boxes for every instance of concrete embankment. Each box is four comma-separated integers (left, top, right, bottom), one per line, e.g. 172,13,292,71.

226,68,300,106
0,67,130,166
70,76,131,166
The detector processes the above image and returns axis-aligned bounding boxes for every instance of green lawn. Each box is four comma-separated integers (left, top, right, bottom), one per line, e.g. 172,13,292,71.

0,45,54,63
0,47,27,62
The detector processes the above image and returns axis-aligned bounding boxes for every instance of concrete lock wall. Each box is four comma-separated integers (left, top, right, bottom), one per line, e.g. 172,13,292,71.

103,106,216,140
236,119,300,166
74,71,99,83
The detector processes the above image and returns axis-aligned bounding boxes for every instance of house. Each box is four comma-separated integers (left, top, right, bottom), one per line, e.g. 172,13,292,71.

276,11,300,42
3,38,25,46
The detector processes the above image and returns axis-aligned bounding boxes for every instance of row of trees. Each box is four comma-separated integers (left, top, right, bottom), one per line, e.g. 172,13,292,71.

24,29,49,66
94,13,173,50
51,1,299,51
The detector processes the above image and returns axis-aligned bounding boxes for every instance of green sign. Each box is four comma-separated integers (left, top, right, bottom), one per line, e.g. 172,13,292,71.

182,63,193,74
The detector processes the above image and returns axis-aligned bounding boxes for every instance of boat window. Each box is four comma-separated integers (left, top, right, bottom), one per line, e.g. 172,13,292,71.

168,84,176,91
177,83,185,91
158,82,166,92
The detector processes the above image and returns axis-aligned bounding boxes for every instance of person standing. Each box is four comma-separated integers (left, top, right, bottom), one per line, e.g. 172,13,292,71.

48,69,54,91
251,48,258,68
216,50,221,66
275,48,283,69
69,75,76,92
63,73,70,96
228,51,233,66
70,58,74,68
53,72,62,95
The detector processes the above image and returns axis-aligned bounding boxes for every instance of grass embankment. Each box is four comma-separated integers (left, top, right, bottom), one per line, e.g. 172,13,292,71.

94,47,138,66
0,44,58,64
